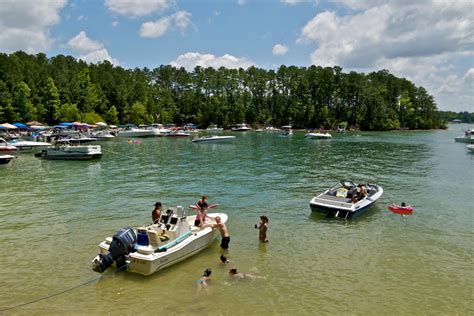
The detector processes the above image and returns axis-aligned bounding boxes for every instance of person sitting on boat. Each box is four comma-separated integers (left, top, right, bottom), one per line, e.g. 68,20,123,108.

152,202,162,224
352,185,368,203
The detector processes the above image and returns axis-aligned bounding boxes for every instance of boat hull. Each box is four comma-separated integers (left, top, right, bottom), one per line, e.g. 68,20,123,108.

455,137,474,144
36,145,102,160
192,136,236,143
0,155,15,165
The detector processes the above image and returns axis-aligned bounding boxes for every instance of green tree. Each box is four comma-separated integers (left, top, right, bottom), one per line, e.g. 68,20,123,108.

41,77,61,124
58,103,81,122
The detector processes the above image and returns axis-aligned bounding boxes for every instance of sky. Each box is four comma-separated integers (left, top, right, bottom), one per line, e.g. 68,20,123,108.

0,0,472,112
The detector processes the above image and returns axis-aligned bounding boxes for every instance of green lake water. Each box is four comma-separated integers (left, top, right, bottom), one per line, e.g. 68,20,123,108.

0,124,472,315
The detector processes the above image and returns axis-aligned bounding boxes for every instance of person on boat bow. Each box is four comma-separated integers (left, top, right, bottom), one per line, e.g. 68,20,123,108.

352,185,368,203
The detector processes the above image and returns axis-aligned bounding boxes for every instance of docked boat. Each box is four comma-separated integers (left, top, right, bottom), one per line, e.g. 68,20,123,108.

231,123,251,132
88,130,115,141
305,132,332,139
35,143,102,160
0,154,15,165
0,138,18,153
455,128,474,143
163,130,191,137
7,138,52,152
192,135,236,143
117,125,155,138
467,144,474,152
206,126,224,132
309,180,384,219
92,207,228,276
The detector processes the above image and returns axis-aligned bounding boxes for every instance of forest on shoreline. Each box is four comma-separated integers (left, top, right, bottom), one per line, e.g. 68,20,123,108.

0,51,450,130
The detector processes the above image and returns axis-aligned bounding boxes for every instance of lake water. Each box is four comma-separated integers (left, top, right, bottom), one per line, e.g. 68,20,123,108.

0,125,472,315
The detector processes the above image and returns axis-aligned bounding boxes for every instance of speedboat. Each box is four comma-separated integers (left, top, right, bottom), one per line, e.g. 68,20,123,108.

92,207,228,276
89,130,115,141
206,125,224,132
305,132,332,139
309,180,383,219
35,143,102,160
0,138,18,153
7,138,52,152
192,135,236,143
467,144,474,152
0,155,15,165
455,128,474,143
231,123,251,132
117,125,155,137
164,130,191,137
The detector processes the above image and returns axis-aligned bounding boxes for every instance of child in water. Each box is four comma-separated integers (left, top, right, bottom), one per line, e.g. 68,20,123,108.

196,268,212,289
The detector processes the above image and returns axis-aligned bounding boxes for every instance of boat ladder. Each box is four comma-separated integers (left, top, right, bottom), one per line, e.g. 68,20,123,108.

334,211,349,219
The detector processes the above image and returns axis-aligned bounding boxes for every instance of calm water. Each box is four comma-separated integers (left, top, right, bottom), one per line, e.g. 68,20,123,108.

0,125,472,315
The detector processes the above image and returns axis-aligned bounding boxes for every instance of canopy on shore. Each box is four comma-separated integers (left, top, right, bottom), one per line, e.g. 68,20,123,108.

13,123,28,128
0,123,17,129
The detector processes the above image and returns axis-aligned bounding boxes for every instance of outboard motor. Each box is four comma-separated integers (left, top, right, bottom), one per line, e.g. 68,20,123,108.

92,227,137,273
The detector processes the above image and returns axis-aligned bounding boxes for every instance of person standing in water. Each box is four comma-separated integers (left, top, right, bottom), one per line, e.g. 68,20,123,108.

210,216,230,249
255,215,269,242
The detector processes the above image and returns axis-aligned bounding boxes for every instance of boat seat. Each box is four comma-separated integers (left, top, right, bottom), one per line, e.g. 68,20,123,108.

147,230,161,247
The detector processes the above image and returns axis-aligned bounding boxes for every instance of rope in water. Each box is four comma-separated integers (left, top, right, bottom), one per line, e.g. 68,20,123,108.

0,274,102,312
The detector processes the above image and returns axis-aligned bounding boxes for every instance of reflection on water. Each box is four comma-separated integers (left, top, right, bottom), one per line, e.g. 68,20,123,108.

0,126,472,314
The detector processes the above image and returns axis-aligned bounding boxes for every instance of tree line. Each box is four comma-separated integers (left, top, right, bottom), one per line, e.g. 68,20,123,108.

0,51,447,130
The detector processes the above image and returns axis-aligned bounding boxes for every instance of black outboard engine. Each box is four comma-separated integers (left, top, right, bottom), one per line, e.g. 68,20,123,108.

92,227,137,273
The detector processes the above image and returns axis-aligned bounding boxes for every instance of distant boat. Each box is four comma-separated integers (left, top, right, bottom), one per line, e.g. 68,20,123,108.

0,154,15,165
467,144,474,152
206,125,223,132
280,125,293,136
35,143,102,160
117,125,155,137
454,128,474,143
192,135,236,143
231,123,251,132
164,130,191,137
0,138,18,153
305,132,332,139
336,126,347,133
89,130,115,141
7,138,52,152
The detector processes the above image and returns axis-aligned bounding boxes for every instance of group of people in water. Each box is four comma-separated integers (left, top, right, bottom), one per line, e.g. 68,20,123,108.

152,195,268,289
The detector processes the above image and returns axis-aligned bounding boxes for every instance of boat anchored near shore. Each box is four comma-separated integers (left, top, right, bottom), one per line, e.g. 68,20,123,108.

92,206,228,276
192,135,236,143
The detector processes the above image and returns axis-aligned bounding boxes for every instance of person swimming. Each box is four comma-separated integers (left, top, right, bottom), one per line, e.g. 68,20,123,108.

220,254,230,264
197,268,212,288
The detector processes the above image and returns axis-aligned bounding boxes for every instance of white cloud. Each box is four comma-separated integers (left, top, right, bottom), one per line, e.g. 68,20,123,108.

281,0,315,5
68,31,104,54
169,52,255,70
298,0,474,111
105,0,169,17
237,0,247,6
0,0,67,53
67,31,119,65
140,11,192,38
272,44,289,56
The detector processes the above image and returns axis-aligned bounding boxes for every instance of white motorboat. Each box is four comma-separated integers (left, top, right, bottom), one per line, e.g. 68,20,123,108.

206,125,224,132
89,130,115,141
305,132,332,139
92,208,228,276
455,128,474,143
147,124,171,136
309,180,383,219
467,144,474,152
0,154,15,165
280,125,293,136
231,123,251,132
117,125,155,137
35,143,102,160
7,138,52,152
0,138,18,153
192,135,236,143
163,130,191,137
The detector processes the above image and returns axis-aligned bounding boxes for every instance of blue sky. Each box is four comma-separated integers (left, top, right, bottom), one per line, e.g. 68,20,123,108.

0,0,472,112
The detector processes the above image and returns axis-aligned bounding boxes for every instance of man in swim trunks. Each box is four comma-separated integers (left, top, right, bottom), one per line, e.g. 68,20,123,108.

210,216,230,249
